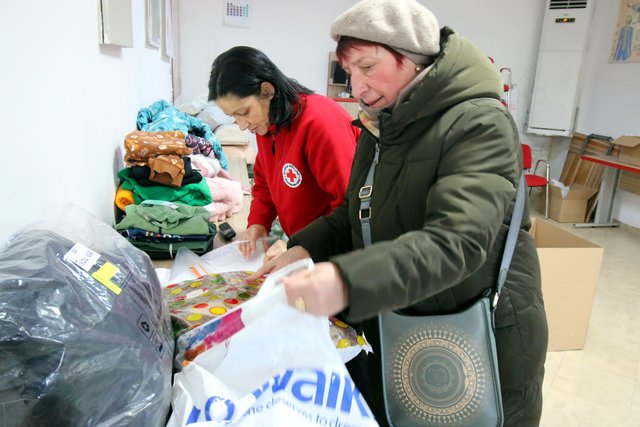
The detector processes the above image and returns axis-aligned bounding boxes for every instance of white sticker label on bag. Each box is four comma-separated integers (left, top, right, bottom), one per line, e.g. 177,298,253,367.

63,243,100,271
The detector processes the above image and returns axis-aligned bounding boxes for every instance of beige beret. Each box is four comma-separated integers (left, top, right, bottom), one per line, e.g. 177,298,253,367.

330,0,441,58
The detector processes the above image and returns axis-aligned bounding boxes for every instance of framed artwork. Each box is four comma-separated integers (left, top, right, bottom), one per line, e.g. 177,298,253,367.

609,0,640,63
146,0,161,49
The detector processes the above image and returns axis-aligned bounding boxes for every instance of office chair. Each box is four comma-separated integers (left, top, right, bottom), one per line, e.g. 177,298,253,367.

522,143,550,219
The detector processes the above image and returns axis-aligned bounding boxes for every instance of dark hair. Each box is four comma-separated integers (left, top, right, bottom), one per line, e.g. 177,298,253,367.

336,36,405,67
208,46,313,132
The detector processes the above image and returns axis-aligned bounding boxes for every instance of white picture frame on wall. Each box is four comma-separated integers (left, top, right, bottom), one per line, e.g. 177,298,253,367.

146,0,161,49
162,0,174,57
98,0,134,47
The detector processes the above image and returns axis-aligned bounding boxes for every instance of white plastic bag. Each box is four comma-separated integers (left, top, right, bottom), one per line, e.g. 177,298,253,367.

550,178,571,198
167,260,378,427
162,248,371,361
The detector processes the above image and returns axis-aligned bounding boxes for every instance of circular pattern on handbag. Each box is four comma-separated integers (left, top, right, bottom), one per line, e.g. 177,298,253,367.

390,326,487,424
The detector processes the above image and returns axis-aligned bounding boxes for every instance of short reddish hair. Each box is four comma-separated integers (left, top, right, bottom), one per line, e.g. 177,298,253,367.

335,36,405,68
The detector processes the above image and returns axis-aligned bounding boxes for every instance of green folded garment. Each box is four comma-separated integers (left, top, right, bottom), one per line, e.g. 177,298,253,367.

118,168,212,206
116,202,210,235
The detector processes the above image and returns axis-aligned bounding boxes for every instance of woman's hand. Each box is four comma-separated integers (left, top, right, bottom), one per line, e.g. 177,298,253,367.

263,239,287,263
281,262,349,317
238,224,269,258
245,245,310,282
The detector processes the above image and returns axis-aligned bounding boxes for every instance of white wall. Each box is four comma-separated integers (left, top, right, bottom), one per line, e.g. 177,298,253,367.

575,0,640,228
176,0,359,104
176,0,550,163
177,0,546,142
0,1,173,244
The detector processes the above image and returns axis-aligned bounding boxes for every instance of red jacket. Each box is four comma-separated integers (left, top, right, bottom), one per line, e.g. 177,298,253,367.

248,94,359,236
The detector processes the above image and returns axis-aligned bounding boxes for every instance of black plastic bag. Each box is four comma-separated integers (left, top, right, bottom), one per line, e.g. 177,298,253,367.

0,206,174,426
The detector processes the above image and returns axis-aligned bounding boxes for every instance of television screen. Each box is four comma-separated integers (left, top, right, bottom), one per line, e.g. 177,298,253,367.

330,60,348,86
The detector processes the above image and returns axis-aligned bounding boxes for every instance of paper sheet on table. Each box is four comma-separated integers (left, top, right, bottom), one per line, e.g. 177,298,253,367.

200,241,264,274
160,243,266,286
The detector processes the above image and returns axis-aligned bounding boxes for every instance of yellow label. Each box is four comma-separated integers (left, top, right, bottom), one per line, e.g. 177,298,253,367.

91,262,122,295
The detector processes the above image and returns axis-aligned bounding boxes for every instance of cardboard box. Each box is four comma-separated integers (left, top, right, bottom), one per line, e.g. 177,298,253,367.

615,135,640,167
530,218,603,351
541,184,597,223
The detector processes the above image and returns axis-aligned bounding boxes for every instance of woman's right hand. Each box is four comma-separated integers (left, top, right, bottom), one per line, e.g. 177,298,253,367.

238,224,269,258
263,240,287,263
244,245,311,282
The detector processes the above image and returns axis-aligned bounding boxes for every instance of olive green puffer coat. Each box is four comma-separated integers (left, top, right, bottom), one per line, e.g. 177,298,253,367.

289,28,548,426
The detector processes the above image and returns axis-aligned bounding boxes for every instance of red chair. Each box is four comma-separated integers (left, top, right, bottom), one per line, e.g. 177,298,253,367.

521,143,550,219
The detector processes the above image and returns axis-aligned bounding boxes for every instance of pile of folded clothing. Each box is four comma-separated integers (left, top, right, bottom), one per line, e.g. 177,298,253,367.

116,201,216,259
114,130,217,259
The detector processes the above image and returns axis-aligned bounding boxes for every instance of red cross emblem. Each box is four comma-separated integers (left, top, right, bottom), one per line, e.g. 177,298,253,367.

281,163,302,188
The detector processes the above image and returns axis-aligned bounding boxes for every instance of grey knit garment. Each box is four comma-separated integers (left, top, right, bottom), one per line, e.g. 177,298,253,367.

330,0,441,58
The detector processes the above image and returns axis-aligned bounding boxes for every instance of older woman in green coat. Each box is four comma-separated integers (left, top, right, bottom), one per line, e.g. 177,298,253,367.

249,0,548,425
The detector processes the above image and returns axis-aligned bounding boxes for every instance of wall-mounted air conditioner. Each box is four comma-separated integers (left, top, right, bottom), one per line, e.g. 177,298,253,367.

525,0,595,137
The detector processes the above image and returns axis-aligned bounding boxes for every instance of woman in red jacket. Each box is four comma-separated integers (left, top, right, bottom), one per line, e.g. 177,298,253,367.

209,46,360,260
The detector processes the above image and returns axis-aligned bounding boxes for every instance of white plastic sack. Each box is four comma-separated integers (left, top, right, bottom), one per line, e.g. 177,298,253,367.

161,248,371,363
167,260,378,427
550,178,571,198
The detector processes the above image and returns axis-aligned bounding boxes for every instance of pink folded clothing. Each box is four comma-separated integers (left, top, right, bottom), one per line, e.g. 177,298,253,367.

203,177,244,221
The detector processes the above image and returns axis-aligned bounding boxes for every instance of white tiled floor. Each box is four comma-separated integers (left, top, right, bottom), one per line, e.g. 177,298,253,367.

531,209,640,426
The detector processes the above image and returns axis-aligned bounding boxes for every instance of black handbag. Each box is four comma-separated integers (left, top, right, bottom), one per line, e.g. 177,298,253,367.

358,143,525,426
378,295,502,426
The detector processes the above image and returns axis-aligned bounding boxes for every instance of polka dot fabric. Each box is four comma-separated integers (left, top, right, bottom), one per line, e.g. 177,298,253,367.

163,271,369,356
164,271,263,336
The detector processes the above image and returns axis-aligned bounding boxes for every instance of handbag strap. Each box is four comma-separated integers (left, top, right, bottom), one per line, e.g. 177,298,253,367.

358,144,380,247
358,143,526,309
494,172,525,308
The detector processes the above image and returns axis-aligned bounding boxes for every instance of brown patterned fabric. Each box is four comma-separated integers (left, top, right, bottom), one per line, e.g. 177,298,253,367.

148,155,185,187
124,130,192,166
